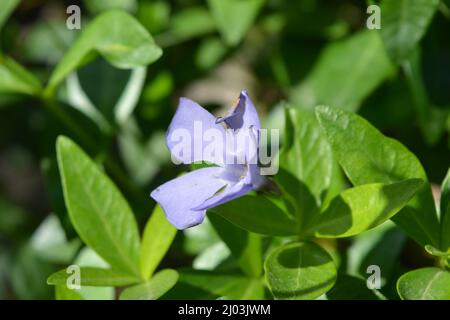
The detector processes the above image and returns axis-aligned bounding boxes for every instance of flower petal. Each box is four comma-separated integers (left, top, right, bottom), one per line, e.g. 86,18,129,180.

150,167,226,229
193,182,253,211
217,90,261,130
166,98,226,165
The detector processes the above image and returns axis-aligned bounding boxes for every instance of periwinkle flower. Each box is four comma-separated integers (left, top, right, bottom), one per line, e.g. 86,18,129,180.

150,90,265,229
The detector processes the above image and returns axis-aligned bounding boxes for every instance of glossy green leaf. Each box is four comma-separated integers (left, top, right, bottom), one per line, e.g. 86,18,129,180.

397,267,450,300
208,213,262,277
207,0,264,46
140,205,177,280
120,269,178,300
0,0,20,30
0,56,42,96
178,269,264,300
316,105,440,248
47,267,140,287
264,242,337,300
56,136,141,276
380,0,439,63
47,10,162,93
291,31,395,111
210,195,298,236
309,179,423,238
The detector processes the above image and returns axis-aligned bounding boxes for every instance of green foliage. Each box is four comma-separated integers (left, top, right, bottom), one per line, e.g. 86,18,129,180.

140,205,177,280
264,242,337,300
397,267,450,300
2,0,449,301
380,0,440,63
309,179,423,238
0,0,20,30
290,31,395,111
120,269,179,300
47,267,141,287
207,0,264,46
46,10,162,94
57,136,142,276
0,56,42,95
210,195,298,236
315,105,440,248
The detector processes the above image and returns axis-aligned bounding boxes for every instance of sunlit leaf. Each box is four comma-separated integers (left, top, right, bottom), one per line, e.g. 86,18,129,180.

309,179,423,238
316,105,440,248
56,136,141,276
140,205,177,280
397,267,450,300
120,269,178,300
47,267,140,287
47,10,162,94
264,242,337,300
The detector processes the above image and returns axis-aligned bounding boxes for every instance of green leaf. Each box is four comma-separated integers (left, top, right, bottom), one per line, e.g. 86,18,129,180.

290,31,395,111
208,213,262,277
281,108,334,200
441,168,450,251
207,0,264,46
277,108,334,229
440,167,450,218
47,10,162,93
380,0,439,63
56,136,141,276
83,0,137,14
424,245,450,257
264,242,337,300
326,274,384,300
0,56,42,96
48,267,140,287
119,269,178,300
178,269,265,300
140,205,177,280
154,7,216,48
316,105,440,248
210,195,298,236
0,0,20,31
55,285,84,300
397,267,450,300
347,221,407,280
309,179,423,238
73,247,115,300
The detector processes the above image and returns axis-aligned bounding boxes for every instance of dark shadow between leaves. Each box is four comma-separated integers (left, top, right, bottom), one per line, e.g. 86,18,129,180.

271,276,336,299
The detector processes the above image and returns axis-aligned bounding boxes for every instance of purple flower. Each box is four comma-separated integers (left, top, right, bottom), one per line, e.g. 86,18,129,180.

150,90,265,229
